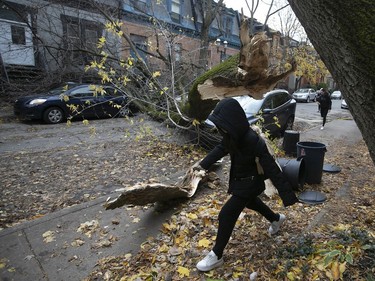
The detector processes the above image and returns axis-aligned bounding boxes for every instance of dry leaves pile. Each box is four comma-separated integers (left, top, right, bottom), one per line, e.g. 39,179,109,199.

85,140,374,281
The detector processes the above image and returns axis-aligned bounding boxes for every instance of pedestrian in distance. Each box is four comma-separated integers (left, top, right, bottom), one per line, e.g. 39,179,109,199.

194,98,299,272
317,88,332,130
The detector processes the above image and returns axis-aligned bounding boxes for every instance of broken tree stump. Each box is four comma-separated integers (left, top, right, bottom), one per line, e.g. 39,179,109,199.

188,18,297,121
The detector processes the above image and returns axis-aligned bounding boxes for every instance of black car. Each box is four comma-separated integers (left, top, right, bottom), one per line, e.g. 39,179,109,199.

14,84,133,124
201,89,296,147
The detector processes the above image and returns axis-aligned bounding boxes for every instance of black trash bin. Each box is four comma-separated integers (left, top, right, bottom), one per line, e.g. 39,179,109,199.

297,141,327,184
277,157,306,190
283,130,300,156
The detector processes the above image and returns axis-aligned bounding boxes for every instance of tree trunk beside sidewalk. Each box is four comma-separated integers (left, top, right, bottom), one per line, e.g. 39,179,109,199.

287,0,375,165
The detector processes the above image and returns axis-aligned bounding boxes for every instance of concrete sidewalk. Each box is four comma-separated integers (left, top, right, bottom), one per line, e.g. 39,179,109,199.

0,118,363,281
0,196,177,281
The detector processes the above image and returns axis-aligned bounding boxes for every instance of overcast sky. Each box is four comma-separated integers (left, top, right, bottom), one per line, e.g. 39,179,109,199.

222,0,270,23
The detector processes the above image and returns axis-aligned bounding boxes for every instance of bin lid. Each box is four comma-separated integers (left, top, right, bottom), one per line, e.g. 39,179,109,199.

284,130,300,135
323,164,341,173
298,190,327,205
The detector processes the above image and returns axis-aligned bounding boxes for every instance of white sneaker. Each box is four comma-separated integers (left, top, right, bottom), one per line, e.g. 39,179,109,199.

196,250,223,271
268,214,286,235
321,126,324,130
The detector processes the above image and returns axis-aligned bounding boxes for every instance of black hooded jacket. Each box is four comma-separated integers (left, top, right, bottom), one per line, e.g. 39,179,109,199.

200,98,298,207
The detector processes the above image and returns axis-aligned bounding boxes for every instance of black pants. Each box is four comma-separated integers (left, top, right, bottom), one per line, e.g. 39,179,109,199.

212,195,279,258
321,108,329,126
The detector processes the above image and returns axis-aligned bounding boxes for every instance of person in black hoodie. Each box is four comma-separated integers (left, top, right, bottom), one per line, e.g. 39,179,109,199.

317,88,332,130
195,98,299,272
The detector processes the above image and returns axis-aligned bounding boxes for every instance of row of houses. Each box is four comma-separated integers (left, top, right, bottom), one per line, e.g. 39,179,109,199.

0,0,301,97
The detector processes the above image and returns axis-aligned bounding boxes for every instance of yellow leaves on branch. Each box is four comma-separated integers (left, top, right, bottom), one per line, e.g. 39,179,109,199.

152,71,161,78
160,87,168,95
98,70,112,83
192,119,201,127
61,94,69,102
97,36,106,49
121,75,131,86
85,60,105,72
105,20,124,37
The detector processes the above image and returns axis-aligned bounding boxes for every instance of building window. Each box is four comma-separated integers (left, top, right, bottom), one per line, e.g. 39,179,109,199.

130,34,148,62
84,28,99,61
170,0,181,23
131,0,148,13
11,25,26,45
223,16,233,38
62,16,101,64
66,22,80,59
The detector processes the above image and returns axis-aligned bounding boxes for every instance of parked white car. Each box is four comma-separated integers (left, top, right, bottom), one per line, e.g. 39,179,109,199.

341,99,349,109
292,88,317,103
331,90,342,99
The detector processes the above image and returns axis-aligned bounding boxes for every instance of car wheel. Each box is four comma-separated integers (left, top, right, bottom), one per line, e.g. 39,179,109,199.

118,106,130,117
43,107,65,124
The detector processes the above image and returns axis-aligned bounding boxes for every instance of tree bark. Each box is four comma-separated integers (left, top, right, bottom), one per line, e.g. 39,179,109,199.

287,0,375,165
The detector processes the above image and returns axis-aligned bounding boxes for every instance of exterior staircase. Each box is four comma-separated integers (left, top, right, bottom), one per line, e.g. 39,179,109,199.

1,64,47,103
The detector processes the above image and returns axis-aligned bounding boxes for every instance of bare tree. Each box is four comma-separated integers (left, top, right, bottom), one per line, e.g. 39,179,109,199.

191,0,225,71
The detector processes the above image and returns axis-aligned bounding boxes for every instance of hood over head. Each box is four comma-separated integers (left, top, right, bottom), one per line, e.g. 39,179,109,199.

208,98,250,141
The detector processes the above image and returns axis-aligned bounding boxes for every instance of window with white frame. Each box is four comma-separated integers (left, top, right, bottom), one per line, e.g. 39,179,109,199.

170,0,181,23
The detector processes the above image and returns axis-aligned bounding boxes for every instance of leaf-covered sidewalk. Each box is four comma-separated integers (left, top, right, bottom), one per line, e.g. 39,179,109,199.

85,140,374,281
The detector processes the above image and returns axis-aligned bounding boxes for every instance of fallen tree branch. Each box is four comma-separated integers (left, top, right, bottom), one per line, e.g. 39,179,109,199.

104,167,220,209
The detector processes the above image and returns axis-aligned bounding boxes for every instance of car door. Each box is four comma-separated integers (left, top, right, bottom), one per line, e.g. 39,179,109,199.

95,87,128,117
260,91,293,135
66,86,98,119
272,92,293,129
259,94,278,134
309,89,316,101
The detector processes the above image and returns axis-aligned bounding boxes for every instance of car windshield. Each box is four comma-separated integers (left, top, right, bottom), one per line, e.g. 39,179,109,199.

297,89,309,93
233,96,264,116
48,83,78,95
48,87,66,95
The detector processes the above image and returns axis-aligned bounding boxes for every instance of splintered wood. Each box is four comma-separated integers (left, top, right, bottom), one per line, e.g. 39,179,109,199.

197,20,296,101
104,168,219,209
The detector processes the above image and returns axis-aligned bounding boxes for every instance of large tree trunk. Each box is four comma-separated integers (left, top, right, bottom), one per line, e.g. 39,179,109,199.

287,0,375,165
